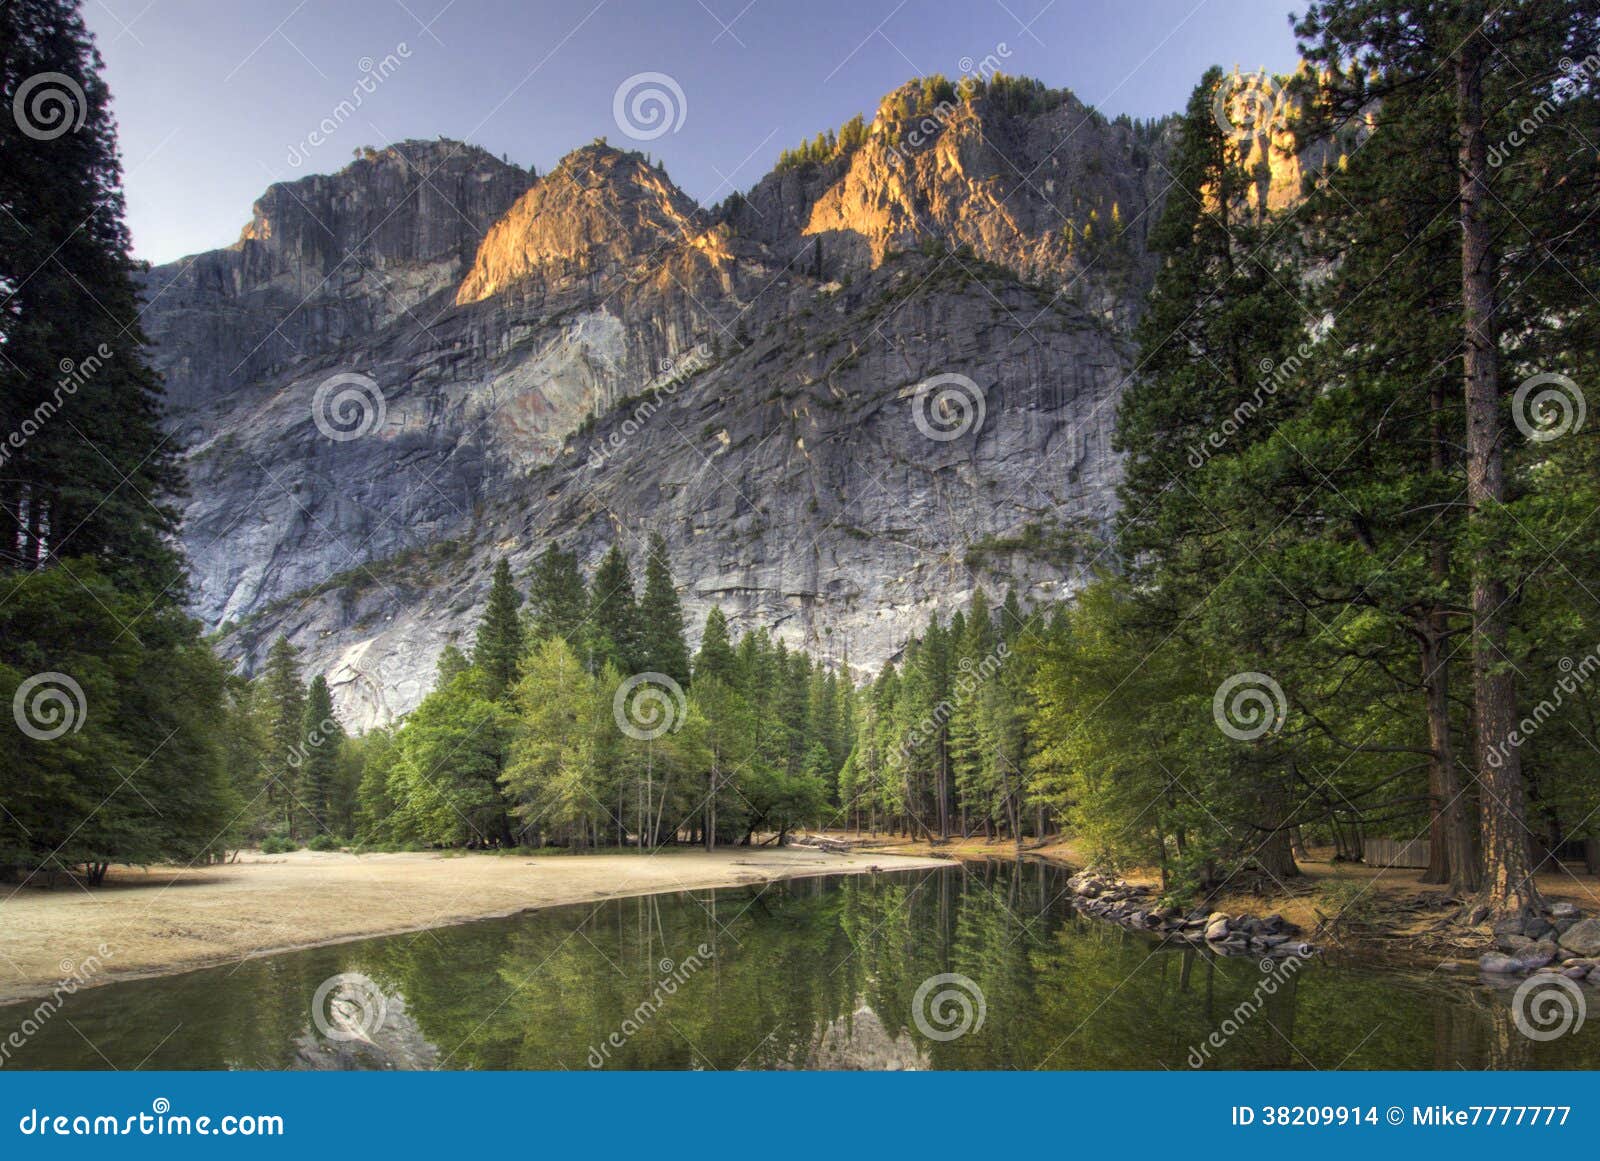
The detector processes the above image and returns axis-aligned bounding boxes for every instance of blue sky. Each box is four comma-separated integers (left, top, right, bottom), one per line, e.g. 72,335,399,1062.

85,0,1302,264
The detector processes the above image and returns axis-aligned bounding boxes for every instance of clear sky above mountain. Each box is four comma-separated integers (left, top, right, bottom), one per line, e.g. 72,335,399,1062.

86,0,1301,264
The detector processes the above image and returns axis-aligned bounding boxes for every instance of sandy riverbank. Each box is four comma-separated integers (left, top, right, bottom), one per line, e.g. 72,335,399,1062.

0,847,948,1003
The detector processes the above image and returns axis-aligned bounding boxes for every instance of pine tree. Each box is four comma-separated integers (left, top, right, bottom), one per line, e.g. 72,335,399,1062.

776,644,811,776
0,562,235,879
1113,66,1305,594
833,646,857,772
0,0,183,583
474,558,524,699
298,675,343,836
258,636,306,838
588,544,644,674
218,673,271,843
806,665,841,800
1295,0,1600,916
689,673,754,849
434,644,471,686
1108,67,1310,881
950,590,994,836
693,606,737,684
0,6,236,880
526,543,589,648
638,533,690,687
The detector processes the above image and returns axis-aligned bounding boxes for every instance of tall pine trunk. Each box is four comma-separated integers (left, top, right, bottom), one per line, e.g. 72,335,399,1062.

1419,363,1479,893
1457,36,1539,918
1419,614,1477,893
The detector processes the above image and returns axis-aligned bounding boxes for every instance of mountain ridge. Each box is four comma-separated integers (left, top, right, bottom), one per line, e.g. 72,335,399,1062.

139,72,1318,728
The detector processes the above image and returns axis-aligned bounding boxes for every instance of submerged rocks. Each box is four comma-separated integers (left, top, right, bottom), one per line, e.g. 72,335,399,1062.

1479,952,1520,974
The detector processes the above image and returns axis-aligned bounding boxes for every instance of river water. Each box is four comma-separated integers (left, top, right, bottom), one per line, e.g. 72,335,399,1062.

2,862,1595,1069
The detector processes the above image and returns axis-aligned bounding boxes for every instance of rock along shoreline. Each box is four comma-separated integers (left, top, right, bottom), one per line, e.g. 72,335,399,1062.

1064,869,1316,959
1473,903,1600,983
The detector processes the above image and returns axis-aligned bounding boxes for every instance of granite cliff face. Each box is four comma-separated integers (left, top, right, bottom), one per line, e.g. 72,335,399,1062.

727,81,1169,323
138,78,1307,729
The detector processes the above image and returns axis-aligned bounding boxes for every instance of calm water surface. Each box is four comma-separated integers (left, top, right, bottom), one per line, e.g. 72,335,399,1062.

3,862,1596,1069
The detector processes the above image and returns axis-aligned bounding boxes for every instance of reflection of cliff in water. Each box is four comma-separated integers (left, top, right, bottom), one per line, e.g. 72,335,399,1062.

293,992,438,1071
789,1002,930,1071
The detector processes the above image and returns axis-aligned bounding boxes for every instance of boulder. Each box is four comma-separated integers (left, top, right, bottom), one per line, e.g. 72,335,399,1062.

1496,932,1533,952
1491,915,1528,938
1557,917,1600,957
1205,918,1231,941
1550,901,1581,920
1512,941,1561,971
1525,917,1556,941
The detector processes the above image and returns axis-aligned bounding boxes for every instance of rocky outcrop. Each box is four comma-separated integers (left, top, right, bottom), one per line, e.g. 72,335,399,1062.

725,81,1169,326
456,144,715,304
145,140,532,418
140,80,1203,729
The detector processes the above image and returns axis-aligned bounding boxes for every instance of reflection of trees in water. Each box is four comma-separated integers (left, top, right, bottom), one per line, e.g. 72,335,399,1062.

2,862,1593,1069
362,862,1074,1069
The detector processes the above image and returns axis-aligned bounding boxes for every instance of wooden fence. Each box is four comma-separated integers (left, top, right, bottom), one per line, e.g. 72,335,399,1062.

1362,837,1431,869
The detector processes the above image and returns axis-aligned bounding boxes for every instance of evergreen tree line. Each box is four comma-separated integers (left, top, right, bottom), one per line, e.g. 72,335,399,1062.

233,537,861,852
228,568,1064,857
